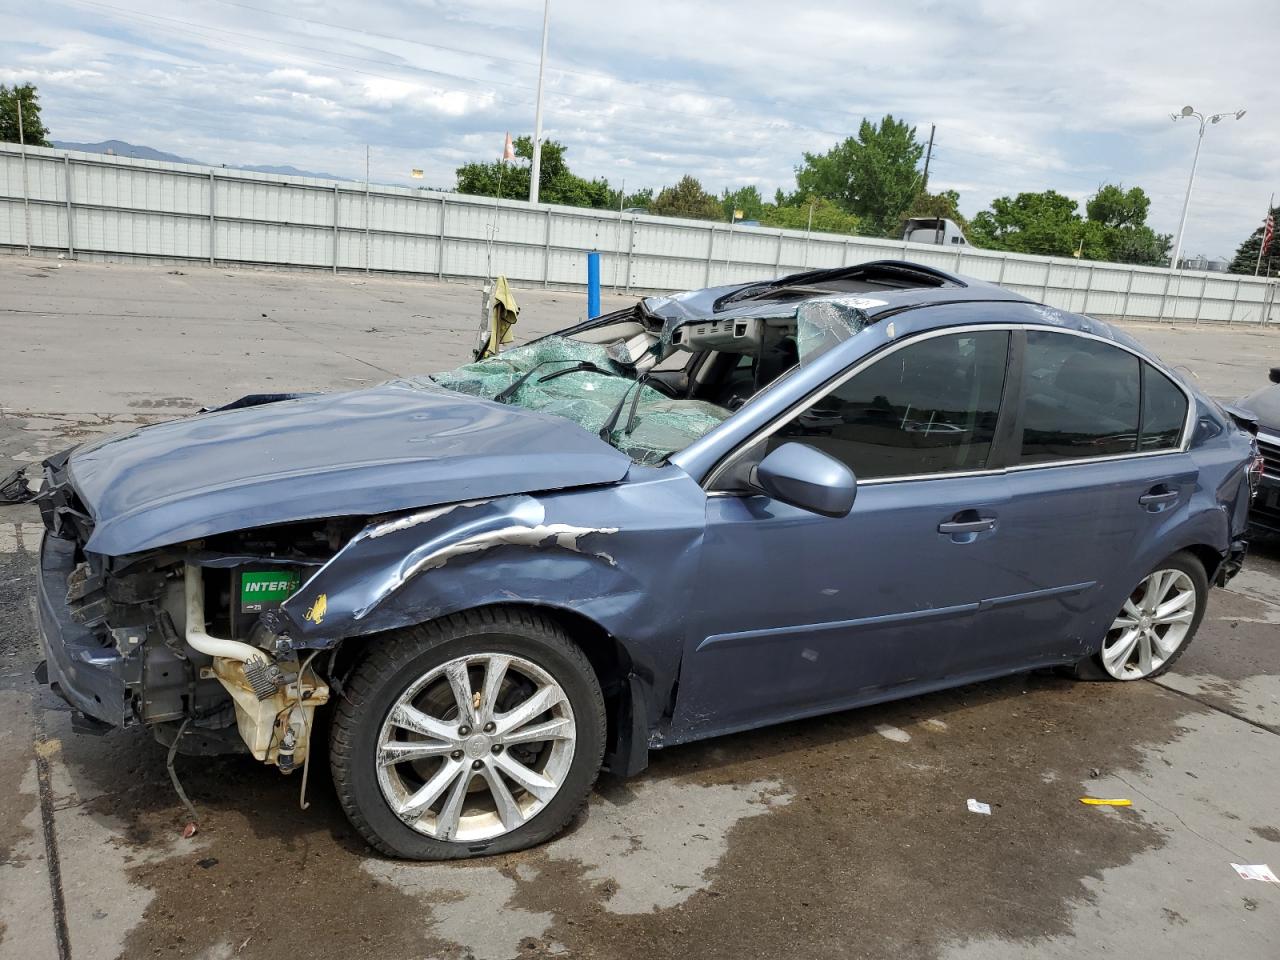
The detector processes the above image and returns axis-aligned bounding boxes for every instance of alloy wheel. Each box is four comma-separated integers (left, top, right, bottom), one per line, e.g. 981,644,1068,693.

1101,568,1197,680
375,652,577,842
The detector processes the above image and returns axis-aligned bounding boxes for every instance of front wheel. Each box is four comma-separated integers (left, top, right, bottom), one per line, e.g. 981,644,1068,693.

1089,551,1208,681
330,609,605,859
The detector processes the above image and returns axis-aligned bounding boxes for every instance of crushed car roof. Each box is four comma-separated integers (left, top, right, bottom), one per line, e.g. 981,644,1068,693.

642,260,1032,328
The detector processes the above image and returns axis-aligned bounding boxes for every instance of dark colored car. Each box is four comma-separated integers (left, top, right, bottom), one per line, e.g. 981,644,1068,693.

1235,367,1280,534
33,260,1255,860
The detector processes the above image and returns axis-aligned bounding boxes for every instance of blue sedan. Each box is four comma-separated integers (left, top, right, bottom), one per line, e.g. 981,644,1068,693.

34,260,1257,859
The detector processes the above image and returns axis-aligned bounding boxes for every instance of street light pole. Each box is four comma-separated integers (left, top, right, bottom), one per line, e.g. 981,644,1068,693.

1168,105,1245,270
528,0,551,204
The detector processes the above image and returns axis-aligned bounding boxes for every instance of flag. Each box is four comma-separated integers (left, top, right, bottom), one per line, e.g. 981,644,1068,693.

502,132,514,162
1263,212,1274,258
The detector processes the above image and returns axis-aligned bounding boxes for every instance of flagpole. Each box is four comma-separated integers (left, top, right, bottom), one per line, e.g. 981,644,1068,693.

1256,193,1273,277
528,0,551,204
497,132,513,201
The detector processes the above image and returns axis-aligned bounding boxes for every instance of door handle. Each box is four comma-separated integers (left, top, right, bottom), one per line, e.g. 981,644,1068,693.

1138,490,1178,506
938,518,996,534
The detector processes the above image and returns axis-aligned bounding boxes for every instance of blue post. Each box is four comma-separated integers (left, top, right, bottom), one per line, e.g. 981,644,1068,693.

587,250,601,318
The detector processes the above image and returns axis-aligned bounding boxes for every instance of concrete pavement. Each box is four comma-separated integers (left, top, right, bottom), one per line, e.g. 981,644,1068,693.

1,255,1277,960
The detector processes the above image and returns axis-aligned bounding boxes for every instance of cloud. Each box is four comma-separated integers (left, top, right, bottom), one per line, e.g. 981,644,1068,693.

2,0,1275,258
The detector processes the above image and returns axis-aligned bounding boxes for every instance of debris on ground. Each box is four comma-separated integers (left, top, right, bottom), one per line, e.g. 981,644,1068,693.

966,799,992,815
1079,798,1133,807
1230,864,1279,883
0,468,34,504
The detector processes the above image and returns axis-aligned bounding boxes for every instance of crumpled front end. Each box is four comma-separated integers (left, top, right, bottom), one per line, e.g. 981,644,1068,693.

36,531,129,732
32,443,704,785
34,449,346,769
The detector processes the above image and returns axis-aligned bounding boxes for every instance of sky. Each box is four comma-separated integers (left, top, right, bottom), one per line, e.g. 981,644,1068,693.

2,0,1276,260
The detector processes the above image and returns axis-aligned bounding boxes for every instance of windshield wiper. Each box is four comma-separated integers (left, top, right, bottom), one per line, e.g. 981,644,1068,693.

493,359,582,403
599,373,653,443
536,361,608,384
622,373,653,438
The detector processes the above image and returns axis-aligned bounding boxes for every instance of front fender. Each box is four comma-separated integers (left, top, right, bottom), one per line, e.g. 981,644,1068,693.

279,468,708,733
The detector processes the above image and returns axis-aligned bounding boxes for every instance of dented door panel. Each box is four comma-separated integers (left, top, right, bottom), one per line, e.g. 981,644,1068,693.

277,467,708,734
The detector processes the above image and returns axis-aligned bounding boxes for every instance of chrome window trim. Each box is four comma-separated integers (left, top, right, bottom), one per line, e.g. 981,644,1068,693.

703,322,1196,492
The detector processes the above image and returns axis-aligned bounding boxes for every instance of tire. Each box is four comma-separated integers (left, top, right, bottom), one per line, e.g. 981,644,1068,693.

1073,550,1208,681
330,607,606,860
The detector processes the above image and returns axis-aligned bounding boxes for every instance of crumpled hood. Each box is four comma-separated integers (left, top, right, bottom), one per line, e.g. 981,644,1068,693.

69,381,632,556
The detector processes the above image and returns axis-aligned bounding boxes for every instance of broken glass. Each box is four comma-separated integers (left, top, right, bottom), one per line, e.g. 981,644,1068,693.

419,337,729,465
795,297,870,366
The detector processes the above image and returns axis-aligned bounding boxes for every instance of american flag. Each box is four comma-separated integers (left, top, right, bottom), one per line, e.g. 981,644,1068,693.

1264,211,1275,258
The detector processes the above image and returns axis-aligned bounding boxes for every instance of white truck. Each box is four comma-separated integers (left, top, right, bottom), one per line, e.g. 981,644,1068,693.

903,217,968,246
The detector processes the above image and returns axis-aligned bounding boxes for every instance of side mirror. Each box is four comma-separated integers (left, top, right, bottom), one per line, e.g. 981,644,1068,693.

1269,367,1280,385
752,443,856,518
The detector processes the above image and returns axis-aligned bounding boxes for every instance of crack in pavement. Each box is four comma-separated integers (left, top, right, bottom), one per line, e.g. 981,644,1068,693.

33,736,71,960
1111,771,1248,862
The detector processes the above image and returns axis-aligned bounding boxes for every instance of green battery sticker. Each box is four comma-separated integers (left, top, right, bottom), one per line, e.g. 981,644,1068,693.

240,570,301,612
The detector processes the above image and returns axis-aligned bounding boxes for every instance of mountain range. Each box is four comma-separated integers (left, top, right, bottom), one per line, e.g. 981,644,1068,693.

51,139,350,181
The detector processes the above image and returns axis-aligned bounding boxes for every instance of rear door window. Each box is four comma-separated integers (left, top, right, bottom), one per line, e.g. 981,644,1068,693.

1139,364,1188,450
1019,332,1139,463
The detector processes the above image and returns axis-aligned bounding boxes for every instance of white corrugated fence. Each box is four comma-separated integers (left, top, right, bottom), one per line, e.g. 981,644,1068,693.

1,142,1275,325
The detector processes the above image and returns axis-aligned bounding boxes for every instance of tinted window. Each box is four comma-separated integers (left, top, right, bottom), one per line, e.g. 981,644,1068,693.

769,331,1009,480
1020,332,1139,463
1140,363,1187,450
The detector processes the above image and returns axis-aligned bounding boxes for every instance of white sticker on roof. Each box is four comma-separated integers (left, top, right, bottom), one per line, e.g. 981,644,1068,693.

832,297,889,310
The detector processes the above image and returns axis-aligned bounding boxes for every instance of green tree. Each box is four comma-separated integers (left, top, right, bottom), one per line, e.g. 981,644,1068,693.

621,187,653,210
0,84,51,146
648,175,722,220
969,184,1170,264
792,115,923,236
1098,224,1170,266
760,195,860,234
1228,205,1280,276
968,190,1081,257
720,185,764,222
454,136,614,208
1084,184,1169,265
1085,184,1150,228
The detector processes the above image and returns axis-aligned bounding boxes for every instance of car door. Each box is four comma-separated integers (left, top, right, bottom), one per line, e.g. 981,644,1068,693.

969,330,1199,672
668,327,1023,741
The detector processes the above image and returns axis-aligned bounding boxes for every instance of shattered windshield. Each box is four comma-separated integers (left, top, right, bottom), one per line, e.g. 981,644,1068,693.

419,293,873,465
421,337,729,465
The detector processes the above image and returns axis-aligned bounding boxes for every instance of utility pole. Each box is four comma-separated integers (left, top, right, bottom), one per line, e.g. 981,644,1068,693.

528,0,551,204
921,123,935,194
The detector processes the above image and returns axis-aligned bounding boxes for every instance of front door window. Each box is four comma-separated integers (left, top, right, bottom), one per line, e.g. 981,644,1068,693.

766,330,1011,480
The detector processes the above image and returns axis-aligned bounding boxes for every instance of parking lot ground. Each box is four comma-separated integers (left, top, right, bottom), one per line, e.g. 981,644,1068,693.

1,256,1278,960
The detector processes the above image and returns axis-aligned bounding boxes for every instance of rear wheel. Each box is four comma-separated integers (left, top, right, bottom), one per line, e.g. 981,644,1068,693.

330,609,605,859
1086,551,1207,681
